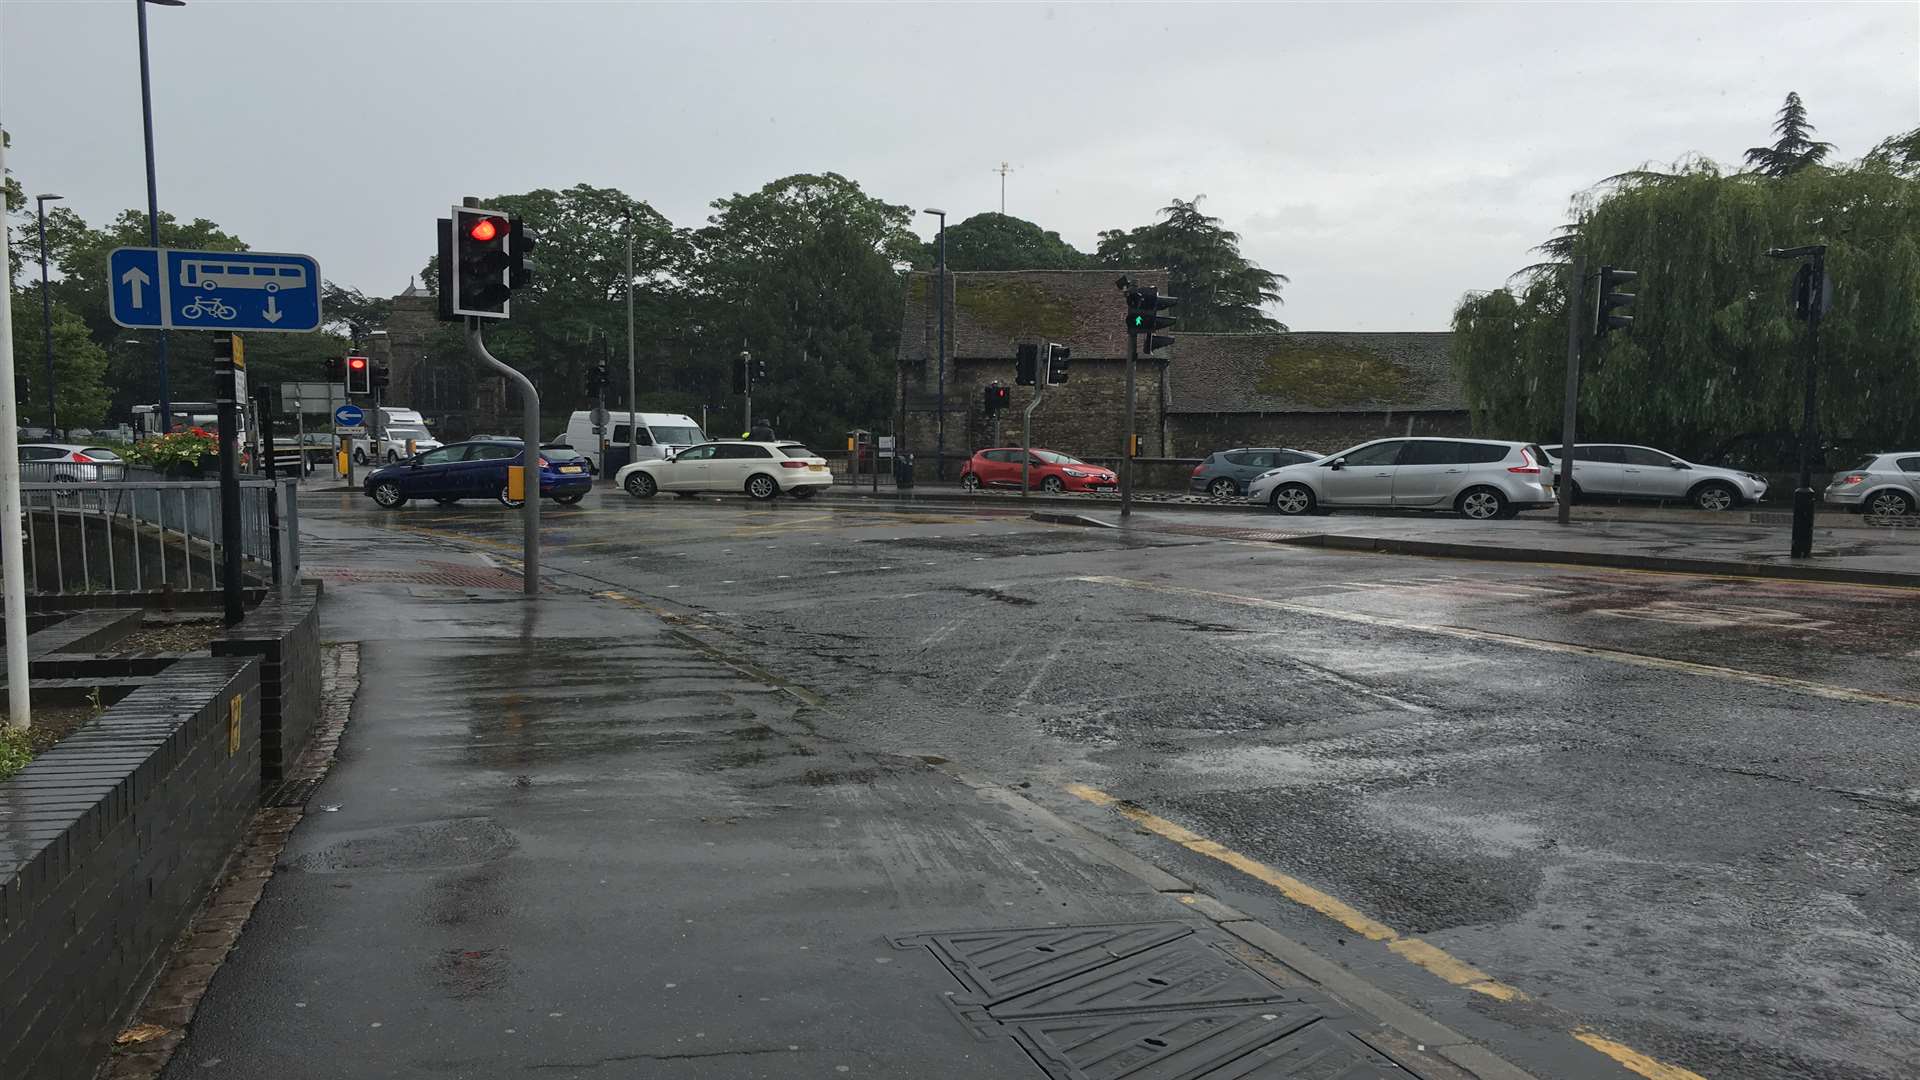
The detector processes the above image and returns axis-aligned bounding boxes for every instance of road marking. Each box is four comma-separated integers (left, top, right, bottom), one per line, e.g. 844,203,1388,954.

1075,576,1920,711
1014,641,1065,706
1064,782,1711,1079
1574,1030,1710,1080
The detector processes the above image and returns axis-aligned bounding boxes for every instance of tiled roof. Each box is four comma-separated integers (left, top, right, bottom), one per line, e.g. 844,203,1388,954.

899,269,1170,363
1167,332,1462,414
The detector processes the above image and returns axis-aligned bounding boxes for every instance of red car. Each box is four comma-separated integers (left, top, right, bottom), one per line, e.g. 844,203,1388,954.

960,448,1118,493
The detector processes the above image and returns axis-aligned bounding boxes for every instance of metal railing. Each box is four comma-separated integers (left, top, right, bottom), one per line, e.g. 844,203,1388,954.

18,469,299,595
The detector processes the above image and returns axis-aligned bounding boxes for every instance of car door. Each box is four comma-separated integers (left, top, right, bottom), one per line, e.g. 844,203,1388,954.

402,444,470,497
460,443,523,496
715,443,772,490
1320,440,1405,505
661,444,718,490
1389,440,1464,506
1618,445,1685,497
975,450,1011,487
1565,445,1626,494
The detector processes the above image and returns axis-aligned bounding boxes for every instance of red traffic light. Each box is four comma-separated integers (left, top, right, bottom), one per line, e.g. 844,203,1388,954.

347,357,368,370
468,218,499,242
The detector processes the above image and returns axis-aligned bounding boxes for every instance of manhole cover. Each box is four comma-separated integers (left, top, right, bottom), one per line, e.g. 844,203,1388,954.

896,922,1425,1079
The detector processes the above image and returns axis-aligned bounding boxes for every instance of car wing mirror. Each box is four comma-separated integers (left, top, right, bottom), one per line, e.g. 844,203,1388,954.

1327,458,1345,470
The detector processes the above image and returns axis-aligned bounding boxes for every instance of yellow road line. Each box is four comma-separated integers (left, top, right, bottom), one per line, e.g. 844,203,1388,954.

1574,1030,1711,1080
1073,575,1920,711
1066,782,1709,1076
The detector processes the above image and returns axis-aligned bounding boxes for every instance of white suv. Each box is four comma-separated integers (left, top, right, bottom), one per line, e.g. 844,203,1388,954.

1247,437,1557,519
1542,444,1766,511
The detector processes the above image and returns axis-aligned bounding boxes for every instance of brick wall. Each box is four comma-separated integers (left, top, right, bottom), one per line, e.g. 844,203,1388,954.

1166,410,1472,458
211,582,322,783
0,657,261,1080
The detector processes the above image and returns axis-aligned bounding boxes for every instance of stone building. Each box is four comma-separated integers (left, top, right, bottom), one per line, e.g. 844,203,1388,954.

896,269,1467,478
366,280,504,441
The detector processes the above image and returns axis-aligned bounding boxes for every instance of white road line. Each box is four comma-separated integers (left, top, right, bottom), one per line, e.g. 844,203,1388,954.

1075,576,1920,711
1014,641,1066,706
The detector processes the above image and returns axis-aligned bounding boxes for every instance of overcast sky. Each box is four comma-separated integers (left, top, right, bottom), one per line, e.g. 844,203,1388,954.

3,1,1915,330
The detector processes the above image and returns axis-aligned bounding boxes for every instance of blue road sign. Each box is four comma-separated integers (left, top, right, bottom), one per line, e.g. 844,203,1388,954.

109,247,322,334
334,404,365,427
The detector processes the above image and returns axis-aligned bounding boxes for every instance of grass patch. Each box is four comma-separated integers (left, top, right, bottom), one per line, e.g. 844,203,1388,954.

0,728,30,781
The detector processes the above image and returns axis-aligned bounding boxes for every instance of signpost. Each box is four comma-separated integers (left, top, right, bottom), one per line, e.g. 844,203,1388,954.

334,403,365,429
109,248,323,333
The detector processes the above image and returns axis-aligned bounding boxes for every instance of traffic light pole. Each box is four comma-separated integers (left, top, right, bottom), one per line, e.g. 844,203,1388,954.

1556,255,1586,526
468,319,541,595
214,340,245,626
1021,382,1047,496
1121,329,1138,519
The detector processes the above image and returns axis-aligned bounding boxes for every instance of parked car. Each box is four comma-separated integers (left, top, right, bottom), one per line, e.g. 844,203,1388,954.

1190,447,1320,498
616,440,832,501
362,440,593,508
960,448,1118,493
17,443,126,483
1823,452,1919,517
1246,437,1556,519
1540,444,1767,510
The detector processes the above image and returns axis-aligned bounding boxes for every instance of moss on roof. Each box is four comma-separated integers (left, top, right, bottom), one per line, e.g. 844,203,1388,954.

953,278,1075,341
1253,340,1412,408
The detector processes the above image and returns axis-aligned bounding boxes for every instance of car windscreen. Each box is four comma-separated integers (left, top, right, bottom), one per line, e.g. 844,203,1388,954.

1032,450,1085,465
387,427,429,440
649,426,704,445
778,445,817,459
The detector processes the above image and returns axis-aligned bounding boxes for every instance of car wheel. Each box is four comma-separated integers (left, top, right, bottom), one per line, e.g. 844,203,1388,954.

433,496,460,505
790,487,818,499
1207,477,1238,498
371,481,408,509
960,472,981,492
1692,481,1738,512
497,485,524,508
624,472,657,499
1270,483,1316,515
746,474,779,501
386,451,400,464
1867,489,1913,517
1042,477,1066,494
353,449,368,465
1457,486,1509,520
554,493,584,505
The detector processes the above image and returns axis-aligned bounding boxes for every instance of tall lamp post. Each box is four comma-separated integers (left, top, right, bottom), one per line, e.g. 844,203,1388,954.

922,208,946,481
624,206,638,467
1765,244,1829,560
35,194,63,440
136,0,185,433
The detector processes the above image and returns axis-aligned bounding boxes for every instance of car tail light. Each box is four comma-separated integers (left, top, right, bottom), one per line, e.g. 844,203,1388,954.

1838,473,1866,485
1191,464,1204,477
537,457,550,469
1508,448,1542,474
780,460,807,469
70,452,96,463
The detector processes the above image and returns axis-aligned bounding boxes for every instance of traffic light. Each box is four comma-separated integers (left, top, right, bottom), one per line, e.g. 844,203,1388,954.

1015,343,1038,386
1126,287,1177,353
754,354,769,383
586,362,609,399
1790,262,1831,321
734,351,750,396
325,356,343,381
1046,343,1071,384
370,361,391,391
346,355,371,395
983,384,1010,413
1594,265,1637,337
443,206,513,319
213,333,245,403
508,216,537,292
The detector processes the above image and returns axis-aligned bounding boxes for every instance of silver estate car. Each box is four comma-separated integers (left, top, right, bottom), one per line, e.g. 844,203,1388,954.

1824,452,1919,517
1541,444,1767,511
1246,437,1557,519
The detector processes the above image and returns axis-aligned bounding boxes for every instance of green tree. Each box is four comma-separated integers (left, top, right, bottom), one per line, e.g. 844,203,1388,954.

10,290,111,431
689,173,914,444
1744,91,1835,178
1451,145,1920,452
1096,197,1287,331
923,212,1091,271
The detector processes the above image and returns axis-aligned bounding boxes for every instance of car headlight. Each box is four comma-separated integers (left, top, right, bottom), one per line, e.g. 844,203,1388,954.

1063,468,1091,477
1255,469,1279,481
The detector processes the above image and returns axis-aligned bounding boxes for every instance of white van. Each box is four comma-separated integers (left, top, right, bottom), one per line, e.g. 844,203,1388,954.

562,411,706,473
351,406,443,464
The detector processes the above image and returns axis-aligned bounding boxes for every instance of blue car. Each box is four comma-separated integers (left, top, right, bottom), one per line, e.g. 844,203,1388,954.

363,441,593,508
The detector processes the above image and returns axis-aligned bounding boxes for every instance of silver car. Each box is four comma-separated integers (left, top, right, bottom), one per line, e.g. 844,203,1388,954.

1824,452,1919,517
1245,437,1557,519
1541,444,1767,511
18,443,126,483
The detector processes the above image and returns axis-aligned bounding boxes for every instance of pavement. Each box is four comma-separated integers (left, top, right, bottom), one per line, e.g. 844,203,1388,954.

159,508,1530,1080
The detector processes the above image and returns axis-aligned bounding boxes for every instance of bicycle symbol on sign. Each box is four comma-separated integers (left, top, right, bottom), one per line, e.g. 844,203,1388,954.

181,297,238,321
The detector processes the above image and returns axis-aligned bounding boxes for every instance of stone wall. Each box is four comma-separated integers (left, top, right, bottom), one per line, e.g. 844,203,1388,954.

1165,410,1473,458
0,657,261,1080
905,356,1170,477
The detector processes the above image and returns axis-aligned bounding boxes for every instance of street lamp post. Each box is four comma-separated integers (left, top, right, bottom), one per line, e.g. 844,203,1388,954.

625,206,638,468
136,0,184,433
35,194,63,440
1765,244,1829,560
923,208,946,481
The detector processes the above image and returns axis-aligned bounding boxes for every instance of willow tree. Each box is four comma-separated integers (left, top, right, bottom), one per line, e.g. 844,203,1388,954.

1451,143,1920,453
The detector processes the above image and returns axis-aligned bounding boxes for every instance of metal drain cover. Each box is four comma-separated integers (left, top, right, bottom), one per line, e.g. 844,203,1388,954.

896,922,1425,1080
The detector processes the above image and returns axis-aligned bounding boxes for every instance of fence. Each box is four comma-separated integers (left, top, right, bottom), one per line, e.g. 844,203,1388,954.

17,467,299,595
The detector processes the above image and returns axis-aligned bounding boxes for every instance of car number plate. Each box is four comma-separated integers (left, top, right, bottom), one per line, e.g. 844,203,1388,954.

560,466,582,474
809,464,826,471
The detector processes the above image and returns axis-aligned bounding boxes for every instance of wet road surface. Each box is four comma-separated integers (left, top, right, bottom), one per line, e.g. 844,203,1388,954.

292,488,1920,1080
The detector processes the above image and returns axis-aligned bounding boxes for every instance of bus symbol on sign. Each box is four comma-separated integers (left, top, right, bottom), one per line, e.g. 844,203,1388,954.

108,247,322,334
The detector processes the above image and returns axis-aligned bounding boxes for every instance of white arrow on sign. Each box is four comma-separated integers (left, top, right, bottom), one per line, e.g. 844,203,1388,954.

263,294,283,324
121,265,152,307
